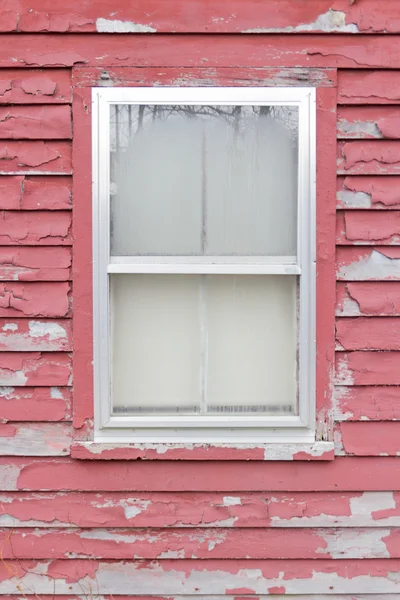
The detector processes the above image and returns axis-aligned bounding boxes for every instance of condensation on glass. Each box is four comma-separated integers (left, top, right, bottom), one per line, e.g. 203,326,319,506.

110,104,298,257
109,103,300,417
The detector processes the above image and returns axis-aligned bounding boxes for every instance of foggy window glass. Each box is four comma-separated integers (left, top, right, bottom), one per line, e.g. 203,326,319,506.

110,104,298,256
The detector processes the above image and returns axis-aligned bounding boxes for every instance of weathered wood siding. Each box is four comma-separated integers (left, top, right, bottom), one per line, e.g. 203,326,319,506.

1,2,400,598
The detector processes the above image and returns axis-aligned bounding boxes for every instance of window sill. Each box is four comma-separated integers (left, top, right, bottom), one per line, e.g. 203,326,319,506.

71,441,334,461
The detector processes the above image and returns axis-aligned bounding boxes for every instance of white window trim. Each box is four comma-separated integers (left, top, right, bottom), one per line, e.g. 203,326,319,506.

92,87,316,444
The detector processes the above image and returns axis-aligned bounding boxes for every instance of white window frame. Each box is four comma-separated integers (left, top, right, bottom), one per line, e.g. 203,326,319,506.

92,87,316,444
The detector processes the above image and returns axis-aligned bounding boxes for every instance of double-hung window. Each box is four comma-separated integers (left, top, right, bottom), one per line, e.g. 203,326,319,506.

93,87,316,443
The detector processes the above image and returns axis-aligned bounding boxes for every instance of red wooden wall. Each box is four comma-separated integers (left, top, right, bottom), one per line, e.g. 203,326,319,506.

1,1,400,598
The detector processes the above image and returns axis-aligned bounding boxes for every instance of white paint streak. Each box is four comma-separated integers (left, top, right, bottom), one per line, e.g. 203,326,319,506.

0,368,28,386
338,120,382,138
337,295,362,316
0,386,14,397
335,356,355,386
2,323,17,332
0,424,71,456
3,563,400,594
223,496,242,506
96,18,156,33
50,387,63,399
350,491,396,519
337,190,372,208
28,321,67,341
242,10,359,33
319,528,391,558
338,250,400,281
0,464,20,490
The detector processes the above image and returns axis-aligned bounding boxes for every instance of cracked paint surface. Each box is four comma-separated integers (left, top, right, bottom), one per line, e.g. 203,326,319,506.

0,1,398,33
0,11,399,600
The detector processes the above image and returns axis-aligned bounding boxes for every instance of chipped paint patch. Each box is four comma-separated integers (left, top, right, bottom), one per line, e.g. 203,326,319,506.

71,442,334,461
96,19,156,33
243,10,358,33
337,249,400,281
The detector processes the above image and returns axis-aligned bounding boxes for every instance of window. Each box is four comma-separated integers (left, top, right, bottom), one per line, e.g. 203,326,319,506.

92,87,316,443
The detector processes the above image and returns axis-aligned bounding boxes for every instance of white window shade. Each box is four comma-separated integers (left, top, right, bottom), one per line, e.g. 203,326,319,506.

111,274,297,416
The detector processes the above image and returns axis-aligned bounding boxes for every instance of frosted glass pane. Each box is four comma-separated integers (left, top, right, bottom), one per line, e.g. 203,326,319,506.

205,275,297,414
110,105,298,256
111,274,202,414
111,274,298,416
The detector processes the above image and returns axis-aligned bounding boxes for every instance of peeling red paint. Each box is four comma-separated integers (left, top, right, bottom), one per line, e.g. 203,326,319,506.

70,442,333,462
0,387,72,421
0,35,399,69
0,352,72,386
334,386,400,422
336,317,400,351
338,70,400,104
0,1,397,34
336,211,400,245
0,176,72,210
2,558,400,595
339,422,400,456
0,141,72,173
0,211,71,245
336,247,400,281
0,7,399,598
336,351,400,386
73,66,338,88
337,141,400,175
337,107,400,139
0,105,71,139
0,318,72,351
0,526,335,559
0,69,71,104
0,247,71,281
0,282,70,317
4,457,400,492
336,282,400,316
337,176,400,210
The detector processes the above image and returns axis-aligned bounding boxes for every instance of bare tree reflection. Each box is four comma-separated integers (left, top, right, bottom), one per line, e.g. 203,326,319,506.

110,104,298,152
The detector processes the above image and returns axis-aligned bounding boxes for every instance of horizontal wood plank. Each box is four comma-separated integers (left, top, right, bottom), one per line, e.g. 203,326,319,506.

334,386,400,421
337,141,400,175
336,248,400,281
0,1,396,34
0,319,72,351
1,559,400,594
0,141,71,174
337,422,400,456
0,247,71,281
0,106,71,139
0,282,70,317
336,318,400,351
0,352,72,386
338,70,400,105
0,423,72,456
0,387,71,421
73,66,337,88
337,211,400,245
336,282,400,316
0,35,398,69
0,211,71,245
1,526,399,559
1,490,400,528
3,457,400,492
0,69,71,104
337,107,400,139
336,351,400,386
337,176,400,210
